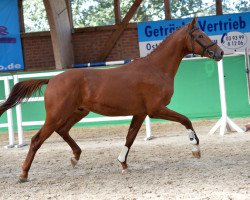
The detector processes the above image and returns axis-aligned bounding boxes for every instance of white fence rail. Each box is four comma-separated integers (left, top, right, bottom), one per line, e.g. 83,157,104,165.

2,54,246,148
0,71,152,148
0,76,14,148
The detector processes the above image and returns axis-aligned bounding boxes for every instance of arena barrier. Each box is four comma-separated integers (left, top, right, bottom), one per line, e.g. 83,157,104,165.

73,59,132,68
72,56,199,68
208,59,244,135
1,55,249,148
0,75,14,148
73,55,248,136
0,70,152,148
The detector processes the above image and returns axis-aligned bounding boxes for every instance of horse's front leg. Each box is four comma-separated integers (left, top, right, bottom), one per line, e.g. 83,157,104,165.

118,115,146,173
150,106,201,158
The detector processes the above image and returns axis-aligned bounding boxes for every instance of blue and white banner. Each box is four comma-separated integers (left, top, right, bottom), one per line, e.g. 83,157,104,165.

138,12,250,57
0,0,24,71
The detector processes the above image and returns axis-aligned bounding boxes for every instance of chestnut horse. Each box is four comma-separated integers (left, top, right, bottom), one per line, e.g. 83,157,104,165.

0,17,223,182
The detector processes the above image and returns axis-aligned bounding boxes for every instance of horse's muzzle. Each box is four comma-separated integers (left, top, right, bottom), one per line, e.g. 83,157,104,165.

213,50,224,61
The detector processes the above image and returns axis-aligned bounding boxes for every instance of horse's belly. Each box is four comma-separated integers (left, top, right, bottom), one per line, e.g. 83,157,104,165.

81,75,147,116
82,99,146,116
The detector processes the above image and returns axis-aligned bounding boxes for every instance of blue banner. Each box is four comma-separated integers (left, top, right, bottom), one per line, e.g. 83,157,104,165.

138,12,250,42
138,12,250,56
0,0,24,71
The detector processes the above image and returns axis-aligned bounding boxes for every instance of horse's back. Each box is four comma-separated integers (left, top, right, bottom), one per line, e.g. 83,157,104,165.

44,63,172,116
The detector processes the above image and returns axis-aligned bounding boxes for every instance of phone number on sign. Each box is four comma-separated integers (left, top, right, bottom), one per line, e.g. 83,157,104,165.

222,32,247,49
226,35,245,46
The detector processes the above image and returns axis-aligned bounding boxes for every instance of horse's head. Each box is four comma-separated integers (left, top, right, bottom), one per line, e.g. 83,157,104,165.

186,17,224,61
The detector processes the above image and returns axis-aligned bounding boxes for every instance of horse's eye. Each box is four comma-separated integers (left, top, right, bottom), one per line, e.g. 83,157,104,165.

198,35,203,38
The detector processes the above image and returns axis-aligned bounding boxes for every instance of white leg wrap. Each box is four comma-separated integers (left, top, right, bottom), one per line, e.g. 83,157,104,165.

187,129,197,145
118,146,129,163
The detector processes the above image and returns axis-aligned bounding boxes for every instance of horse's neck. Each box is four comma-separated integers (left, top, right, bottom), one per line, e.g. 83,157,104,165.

147,29,188,78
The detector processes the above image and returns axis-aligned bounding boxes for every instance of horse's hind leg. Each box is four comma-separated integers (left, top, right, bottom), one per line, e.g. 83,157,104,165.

150,106,201,158
19,122,55,182
56,109,89,167
118,115,146,173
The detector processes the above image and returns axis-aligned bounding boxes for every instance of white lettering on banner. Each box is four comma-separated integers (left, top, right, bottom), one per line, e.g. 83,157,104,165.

0,63,22,71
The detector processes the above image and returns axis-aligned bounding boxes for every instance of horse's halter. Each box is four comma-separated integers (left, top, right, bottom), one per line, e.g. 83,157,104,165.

188,27,216,58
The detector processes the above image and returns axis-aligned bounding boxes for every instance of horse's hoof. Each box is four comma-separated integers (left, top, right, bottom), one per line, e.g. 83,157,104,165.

118,160,129,173
18,176,28,183
122,168,129,174
192,151,201,158
71,157,78,168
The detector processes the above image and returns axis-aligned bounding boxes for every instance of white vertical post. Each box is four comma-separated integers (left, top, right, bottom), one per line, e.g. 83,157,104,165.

218,59,227,135
245,48,250,104
209,59,244,135
13,75,26,148
218,60,227,117
144,115,153,140
4,77,15,148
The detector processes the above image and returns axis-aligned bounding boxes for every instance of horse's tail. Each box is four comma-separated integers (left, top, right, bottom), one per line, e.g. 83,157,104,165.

0,79,50,116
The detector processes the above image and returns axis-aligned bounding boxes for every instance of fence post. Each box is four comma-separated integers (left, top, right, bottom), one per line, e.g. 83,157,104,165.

209,59,244,135
245,48,250,104
13,75,26,148
4,77,15,148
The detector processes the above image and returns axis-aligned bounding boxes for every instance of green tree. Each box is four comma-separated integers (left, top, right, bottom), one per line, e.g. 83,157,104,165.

23,0,250,32
235,0,250,12
222,0,250,14
72,0,115,27
171,0,216,19
23,0,49,32
120,0,165,22
72,0,215,26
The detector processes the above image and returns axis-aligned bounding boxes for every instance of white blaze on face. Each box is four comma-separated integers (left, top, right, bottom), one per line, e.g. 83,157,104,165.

118,146,129,163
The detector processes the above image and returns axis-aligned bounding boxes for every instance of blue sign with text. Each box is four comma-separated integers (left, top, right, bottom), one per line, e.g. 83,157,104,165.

138,12,250,56
0,0,24,71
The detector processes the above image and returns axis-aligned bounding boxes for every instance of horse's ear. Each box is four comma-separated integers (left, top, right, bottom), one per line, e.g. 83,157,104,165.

188,17,198,29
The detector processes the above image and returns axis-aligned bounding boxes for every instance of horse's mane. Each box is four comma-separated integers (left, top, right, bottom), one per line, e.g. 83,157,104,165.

130,23,189,65
147,25,187,57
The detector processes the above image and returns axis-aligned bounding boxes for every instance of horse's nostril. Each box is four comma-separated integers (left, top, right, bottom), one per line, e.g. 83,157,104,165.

221,51,224,57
